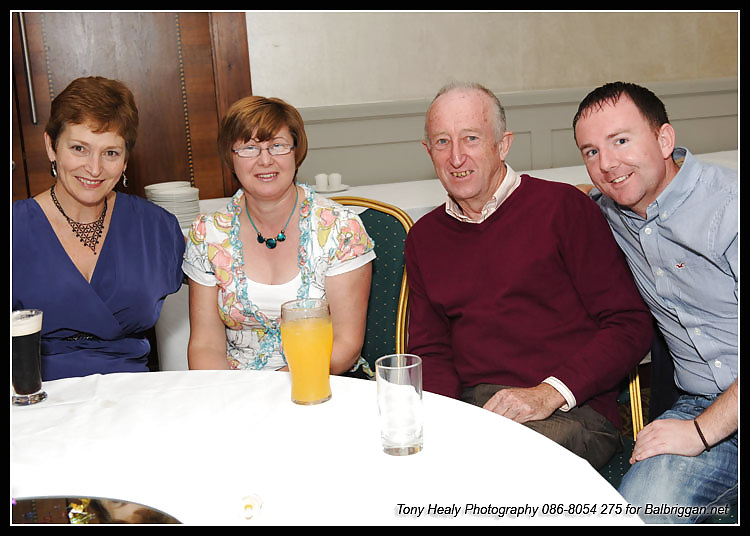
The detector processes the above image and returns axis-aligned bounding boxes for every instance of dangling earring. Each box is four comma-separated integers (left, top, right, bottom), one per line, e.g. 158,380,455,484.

50,161,58,178
121,173,129,188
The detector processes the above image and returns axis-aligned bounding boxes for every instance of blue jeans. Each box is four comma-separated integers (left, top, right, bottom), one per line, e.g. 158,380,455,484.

618,394,738,523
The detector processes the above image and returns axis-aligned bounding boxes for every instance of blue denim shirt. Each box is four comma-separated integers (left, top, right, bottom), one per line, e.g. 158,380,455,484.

591,147,737,396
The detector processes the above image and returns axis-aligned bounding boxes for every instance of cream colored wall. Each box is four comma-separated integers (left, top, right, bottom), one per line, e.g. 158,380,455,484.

245,11,738,108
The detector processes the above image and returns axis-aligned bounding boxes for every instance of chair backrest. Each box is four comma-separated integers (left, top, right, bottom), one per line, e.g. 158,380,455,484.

331,196,413,370
628,366,644,439
600,364,645,485
154,282,190,371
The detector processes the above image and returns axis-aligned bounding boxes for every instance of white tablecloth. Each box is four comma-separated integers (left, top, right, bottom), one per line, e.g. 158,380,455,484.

197,151,737,224
11,370,641,525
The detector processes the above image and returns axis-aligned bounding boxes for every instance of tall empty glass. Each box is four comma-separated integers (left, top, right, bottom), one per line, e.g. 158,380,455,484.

11,309,47,406
280,298,333,405
375,354,423,455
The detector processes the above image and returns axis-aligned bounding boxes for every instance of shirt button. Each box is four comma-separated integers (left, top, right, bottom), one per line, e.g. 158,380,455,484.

714,360,722,368
656,268,664,277
644,227,652,235
694,327,701,335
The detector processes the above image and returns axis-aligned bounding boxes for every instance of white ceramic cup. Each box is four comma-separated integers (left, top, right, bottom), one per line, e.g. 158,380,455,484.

314,173,328,190
328,173,342,189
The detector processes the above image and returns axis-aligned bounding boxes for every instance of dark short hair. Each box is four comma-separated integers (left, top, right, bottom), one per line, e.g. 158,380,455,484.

573,82,670,141
217,95,308,174
45,76,139,157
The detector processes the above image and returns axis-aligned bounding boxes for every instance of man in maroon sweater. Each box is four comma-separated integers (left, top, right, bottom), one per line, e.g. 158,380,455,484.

406,82,653,468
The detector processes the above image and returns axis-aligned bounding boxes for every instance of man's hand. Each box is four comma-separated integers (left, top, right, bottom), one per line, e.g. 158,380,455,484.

630,380,738,464
483,383,565,423
629,418,705,463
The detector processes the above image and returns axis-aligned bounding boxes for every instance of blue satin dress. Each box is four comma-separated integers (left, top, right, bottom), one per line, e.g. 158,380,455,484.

12,192,185,381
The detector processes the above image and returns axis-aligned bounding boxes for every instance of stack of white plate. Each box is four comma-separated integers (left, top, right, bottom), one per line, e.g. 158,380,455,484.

144,181,201,229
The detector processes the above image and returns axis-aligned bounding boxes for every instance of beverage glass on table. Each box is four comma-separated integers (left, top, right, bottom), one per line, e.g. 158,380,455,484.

11,309,47,406
280,298,333,405
375,354,423,455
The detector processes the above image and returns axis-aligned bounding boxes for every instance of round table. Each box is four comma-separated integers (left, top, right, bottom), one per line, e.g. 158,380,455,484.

11,370,641,525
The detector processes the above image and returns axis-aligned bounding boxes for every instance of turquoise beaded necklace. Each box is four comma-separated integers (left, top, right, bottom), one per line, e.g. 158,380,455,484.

229,185,314,369
244,186,298,249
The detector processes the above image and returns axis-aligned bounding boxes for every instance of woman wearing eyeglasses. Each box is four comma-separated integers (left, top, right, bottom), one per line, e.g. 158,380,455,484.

183,96,375,376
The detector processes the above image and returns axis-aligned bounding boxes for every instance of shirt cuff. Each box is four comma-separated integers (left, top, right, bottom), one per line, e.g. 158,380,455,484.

542,377,576,412
325,250,376,277
182,259,216,287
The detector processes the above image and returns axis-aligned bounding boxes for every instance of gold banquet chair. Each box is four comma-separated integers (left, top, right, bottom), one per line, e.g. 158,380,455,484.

627,366,644,438
598,364,644,487
331,196,413,371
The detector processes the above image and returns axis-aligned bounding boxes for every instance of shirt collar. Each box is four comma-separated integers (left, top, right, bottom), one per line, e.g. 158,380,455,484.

617,147,693,222
445,164,521,223
649,147,694,218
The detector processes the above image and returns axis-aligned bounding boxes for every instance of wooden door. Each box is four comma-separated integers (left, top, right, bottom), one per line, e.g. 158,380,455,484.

12,11,251,202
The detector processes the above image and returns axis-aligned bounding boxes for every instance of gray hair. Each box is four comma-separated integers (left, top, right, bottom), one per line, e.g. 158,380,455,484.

423,81,507,147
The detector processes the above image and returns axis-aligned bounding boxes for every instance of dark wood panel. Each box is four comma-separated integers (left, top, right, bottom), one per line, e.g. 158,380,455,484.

209,12,253,196
12,12,53,199
179,12,224,199
12,76,29,202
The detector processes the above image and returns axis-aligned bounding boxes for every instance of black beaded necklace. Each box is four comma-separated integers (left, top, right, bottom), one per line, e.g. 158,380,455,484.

49,183,107,254
244,187,298,249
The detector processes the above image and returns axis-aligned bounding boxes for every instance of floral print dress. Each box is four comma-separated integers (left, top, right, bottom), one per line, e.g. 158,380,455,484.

183,185,375,371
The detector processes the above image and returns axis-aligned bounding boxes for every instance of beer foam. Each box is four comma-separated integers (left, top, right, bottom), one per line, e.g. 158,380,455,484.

12,310,43,337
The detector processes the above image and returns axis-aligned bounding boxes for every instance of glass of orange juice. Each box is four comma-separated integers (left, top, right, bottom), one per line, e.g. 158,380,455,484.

280,298,333,405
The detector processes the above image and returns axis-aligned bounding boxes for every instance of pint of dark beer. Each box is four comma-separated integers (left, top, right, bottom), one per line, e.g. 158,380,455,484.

11,309,47,405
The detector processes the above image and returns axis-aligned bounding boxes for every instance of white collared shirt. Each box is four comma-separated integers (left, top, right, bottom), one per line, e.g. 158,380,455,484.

444,163,576,411
444,164,522,223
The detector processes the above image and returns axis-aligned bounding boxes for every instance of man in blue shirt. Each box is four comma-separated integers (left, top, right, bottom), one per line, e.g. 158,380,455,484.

572,82,737,523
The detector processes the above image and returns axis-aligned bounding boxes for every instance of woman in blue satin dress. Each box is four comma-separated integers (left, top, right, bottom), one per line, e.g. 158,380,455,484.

12,76,185,381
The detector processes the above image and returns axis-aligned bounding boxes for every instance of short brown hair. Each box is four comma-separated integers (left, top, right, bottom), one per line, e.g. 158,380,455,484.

217,95,308,174
45,76,139,157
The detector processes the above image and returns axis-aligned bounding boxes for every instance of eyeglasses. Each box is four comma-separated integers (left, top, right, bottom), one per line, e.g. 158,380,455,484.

232,143,295,158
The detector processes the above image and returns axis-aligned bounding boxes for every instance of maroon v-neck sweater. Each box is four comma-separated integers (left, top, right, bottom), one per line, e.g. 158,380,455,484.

405,176,653,427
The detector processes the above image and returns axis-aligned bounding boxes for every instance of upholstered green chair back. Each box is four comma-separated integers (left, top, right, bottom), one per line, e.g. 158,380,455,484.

331,197,413,370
